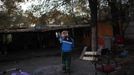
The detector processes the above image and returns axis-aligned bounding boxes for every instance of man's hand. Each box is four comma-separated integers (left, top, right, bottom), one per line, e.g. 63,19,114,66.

55,32,60,38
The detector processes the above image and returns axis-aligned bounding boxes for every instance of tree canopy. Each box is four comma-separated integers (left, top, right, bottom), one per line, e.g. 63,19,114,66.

0,0,92,29
0,0,130,31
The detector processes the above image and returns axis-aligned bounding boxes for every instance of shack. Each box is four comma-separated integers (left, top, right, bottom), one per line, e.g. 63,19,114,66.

0,25,91,54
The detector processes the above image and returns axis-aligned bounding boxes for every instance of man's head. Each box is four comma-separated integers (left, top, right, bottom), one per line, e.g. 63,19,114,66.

61,30,69,38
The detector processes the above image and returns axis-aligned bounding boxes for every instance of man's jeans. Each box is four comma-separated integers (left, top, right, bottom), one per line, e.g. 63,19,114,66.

61,52,71,72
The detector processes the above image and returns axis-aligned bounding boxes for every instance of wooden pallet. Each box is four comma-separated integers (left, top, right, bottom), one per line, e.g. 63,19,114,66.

80,46,101,61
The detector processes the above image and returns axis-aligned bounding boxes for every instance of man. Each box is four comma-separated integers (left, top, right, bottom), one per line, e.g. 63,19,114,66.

56,31,74,73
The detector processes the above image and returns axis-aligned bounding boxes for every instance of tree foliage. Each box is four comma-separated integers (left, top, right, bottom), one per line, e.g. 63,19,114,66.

0,0,91,29
0,0,130,31
0,0,32,29
106,0,129,36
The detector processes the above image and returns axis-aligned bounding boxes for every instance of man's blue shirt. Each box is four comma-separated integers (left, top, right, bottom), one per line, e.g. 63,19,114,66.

59,37,74,52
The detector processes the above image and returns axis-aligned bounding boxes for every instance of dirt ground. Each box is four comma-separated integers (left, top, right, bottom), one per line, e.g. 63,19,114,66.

0,47,133,75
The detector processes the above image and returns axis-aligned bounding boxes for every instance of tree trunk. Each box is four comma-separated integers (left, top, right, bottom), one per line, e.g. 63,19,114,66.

88,0,98,51
107,0,120,36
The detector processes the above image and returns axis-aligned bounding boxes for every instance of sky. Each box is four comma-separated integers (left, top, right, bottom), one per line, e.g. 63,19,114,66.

0,0,129,12
0,0,91,16
0,0,4,11
0,0,79,17
0,0,3,5
19,0,44,11
18,0,68,17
